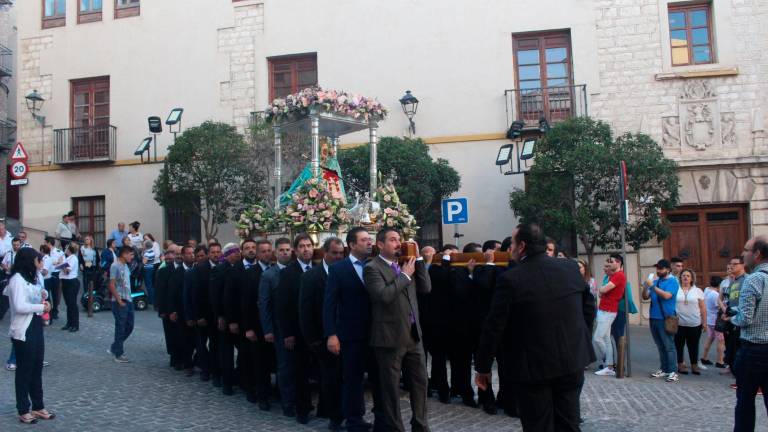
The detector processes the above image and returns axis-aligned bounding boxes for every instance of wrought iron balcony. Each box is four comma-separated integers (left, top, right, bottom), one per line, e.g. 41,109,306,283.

0,118,15,152
0,43,11,77
504,84,587,129
54,125,117,164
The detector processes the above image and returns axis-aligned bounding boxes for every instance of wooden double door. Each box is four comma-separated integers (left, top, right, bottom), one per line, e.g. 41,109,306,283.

663,205,748,287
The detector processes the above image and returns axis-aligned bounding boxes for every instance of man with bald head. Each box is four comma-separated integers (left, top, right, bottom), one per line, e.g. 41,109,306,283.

731,235,768,431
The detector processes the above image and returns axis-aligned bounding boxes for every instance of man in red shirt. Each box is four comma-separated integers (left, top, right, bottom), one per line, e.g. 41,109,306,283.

593,253,626,376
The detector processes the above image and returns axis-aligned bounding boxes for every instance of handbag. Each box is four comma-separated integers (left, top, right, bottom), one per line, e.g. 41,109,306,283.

714,313,732,333
656,279,679,335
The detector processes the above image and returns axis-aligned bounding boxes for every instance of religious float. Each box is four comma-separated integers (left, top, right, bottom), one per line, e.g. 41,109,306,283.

237,87,419,246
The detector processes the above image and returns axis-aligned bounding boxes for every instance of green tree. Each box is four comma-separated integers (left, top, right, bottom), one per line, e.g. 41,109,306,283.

153,121,264,241
509,117,679,266
338,137,461,225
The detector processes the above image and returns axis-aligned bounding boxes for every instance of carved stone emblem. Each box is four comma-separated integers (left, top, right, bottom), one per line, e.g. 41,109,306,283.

678,80,721,152
661,116,680,148
698,175,711,190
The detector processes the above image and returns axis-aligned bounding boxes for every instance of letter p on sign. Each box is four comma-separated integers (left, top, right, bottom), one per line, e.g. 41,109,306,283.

442,198,468,225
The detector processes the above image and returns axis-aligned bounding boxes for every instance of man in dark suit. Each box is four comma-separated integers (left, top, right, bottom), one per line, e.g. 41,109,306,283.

155,248,178,368
425,244,458,404
212,243,241,395
274,233,315,424
182,245,213,381
300,236,345,431
364,228,431,432
324,227,378,432
202,242,223,386
223,242,250,399
475,224,596,432
173,245,197,376
241,239,274,410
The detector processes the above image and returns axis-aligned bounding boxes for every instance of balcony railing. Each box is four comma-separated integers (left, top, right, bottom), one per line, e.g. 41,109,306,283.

0,118,15,151
0,43,11,77
54,125,117,164
504,84,587,129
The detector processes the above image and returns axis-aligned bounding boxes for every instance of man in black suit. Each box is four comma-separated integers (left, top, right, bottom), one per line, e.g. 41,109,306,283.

324,227,378,432
182,245,213,381
172,245,197,376
212,243,241,395
364,228,431,432
300,236,345,431
203,242,223,386
274,233,315,424
155,248,178,368
240,239,273,410
475,224,596,432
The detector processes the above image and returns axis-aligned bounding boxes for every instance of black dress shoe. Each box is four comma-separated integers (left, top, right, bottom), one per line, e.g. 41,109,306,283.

482,403,498,415
258,401,270,411
184,368,195,377
69,327,78,333
200,372,211,382
222,386,234,396
296,413,310,424
246,393,258,404
504,407,518,418
328,420,343,431
173,364,183,371
462,397,478,408
60,325,70,331
438,393,450,404
283,407,296,418
212,376,222,387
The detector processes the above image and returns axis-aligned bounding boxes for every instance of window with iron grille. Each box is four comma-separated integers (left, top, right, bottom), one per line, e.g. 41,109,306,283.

165,206,201,245
72,196,106,247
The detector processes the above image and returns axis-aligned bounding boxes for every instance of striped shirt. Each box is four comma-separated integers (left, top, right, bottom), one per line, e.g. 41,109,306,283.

732,262,768,344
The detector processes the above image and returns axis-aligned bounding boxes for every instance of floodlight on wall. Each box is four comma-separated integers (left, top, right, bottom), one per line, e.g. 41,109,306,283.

520,138,536,160
506,120,525,139
166,108,184,141
148,116,162,162
134,137,152,163
496,144,513,166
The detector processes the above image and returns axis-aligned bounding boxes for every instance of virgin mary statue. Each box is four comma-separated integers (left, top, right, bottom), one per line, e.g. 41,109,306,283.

279,138,346,207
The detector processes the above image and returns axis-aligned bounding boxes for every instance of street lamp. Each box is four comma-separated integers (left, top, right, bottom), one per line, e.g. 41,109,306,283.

148,116,162,162
25,89,45,126
166,107,183,142
134,137,152,163
506,120,525,139
399,90,419,135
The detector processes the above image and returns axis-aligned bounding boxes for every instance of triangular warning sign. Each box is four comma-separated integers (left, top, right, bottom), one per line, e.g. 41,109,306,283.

11,142,28,161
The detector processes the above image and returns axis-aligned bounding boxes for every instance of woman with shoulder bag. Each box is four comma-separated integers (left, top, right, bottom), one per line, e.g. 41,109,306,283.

642,259,681,383
4,248,56,424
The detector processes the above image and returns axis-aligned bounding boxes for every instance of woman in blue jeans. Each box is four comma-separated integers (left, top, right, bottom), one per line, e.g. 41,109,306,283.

642,259,680,382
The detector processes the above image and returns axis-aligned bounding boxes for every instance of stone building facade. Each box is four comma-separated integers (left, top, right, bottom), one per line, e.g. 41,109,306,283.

0,1,17,220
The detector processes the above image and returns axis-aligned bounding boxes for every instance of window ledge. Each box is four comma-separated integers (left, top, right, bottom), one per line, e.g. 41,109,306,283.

655,66,738,81
42,17,65,29
115,5,140,19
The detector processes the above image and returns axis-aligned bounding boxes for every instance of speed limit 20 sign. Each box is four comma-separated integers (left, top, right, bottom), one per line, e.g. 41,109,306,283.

10,160,28,179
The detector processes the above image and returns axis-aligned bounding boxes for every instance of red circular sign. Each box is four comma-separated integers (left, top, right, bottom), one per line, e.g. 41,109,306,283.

10,160,28,180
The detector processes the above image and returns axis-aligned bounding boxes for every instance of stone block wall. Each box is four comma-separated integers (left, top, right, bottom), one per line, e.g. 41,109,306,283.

16,34,53,167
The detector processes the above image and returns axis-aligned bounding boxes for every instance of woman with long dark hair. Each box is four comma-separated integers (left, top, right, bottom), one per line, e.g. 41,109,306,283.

59,243,80,332
4,247,55,424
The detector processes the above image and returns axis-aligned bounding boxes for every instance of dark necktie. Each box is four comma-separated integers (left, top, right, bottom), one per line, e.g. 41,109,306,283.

304,264,311,272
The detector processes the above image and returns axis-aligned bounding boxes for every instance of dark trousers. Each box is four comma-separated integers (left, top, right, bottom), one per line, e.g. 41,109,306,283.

49,275,60,319
313,345,342,423
450,334,474,399
208,326,220,379
674,325,702,365
276,334,312,414
726,327,741,372
243,339,272,402
477,357,498,407
12,315,45,415
61,278,80,329
194,325,211,374
516,371,583,432
734,342,768,432
82,269,100,297
43,279,56,319
219,330,237,388
176,322,195,369
161,317,177,365
428,327,450,396
341,340,371,430
374,342,429,432
110,302,135,358
0,293,8,321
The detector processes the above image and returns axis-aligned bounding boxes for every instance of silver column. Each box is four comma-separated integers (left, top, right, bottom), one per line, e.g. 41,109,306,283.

273,125,282,210
310,115,320,177
369,123,378,197
330,136,339,158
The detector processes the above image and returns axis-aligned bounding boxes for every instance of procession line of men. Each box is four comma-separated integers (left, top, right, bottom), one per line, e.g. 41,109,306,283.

151,224,595,432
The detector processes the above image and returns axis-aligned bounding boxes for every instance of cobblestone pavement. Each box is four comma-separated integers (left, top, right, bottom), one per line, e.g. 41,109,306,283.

0,307,764,431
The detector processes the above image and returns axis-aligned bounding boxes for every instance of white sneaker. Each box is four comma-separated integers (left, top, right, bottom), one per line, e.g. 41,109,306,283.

666,372,679,382
42,361,50,367
697,361,708,370
595,367,616,376
5,363,16,371
113,355,130,363
650,370,668,378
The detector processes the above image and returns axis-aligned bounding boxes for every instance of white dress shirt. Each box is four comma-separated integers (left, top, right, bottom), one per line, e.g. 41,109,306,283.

60,254,80,279
4,273,45,341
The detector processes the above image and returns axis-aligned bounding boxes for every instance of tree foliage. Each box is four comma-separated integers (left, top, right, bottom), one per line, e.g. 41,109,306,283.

509,117,679,265
153,121,264,240
338,137,461,225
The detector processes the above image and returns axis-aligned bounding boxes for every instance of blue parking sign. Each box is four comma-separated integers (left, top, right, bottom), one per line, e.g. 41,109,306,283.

442,198,468,224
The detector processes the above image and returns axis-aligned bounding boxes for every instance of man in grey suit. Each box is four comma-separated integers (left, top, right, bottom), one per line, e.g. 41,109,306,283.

363,227,431,432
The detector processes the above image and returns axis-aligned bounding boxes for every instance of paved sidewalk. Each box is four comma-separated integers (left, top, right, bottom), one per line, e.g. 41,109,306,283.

0,308,763,431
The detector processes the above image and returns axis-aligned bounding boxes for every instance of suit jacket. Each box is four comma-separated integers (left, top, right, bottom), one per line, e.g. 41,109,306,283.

229,260,265,337
299,263,328,348
223,261,246,326
168,264,185,318
258,264,282,336
182,265,199,322
323,257,371,342
363,256,431,348
423,258,453,328
154,263,174,316
274,260,308,339
209,261,231,320
475,254,596,382
193,260,213,322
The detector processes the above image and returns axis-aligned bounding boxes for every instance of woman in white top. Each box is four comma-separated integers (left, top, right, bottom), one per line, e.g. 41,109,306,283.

143,233,162,266
80,235,100,301
59,243,81,333
127,221,144,252
674,269,706,375
4,247,55,424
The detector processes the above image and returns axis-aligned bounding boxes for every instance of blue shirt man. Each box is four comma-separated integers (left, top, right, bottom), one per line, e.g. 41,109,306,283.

109,223,128,245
